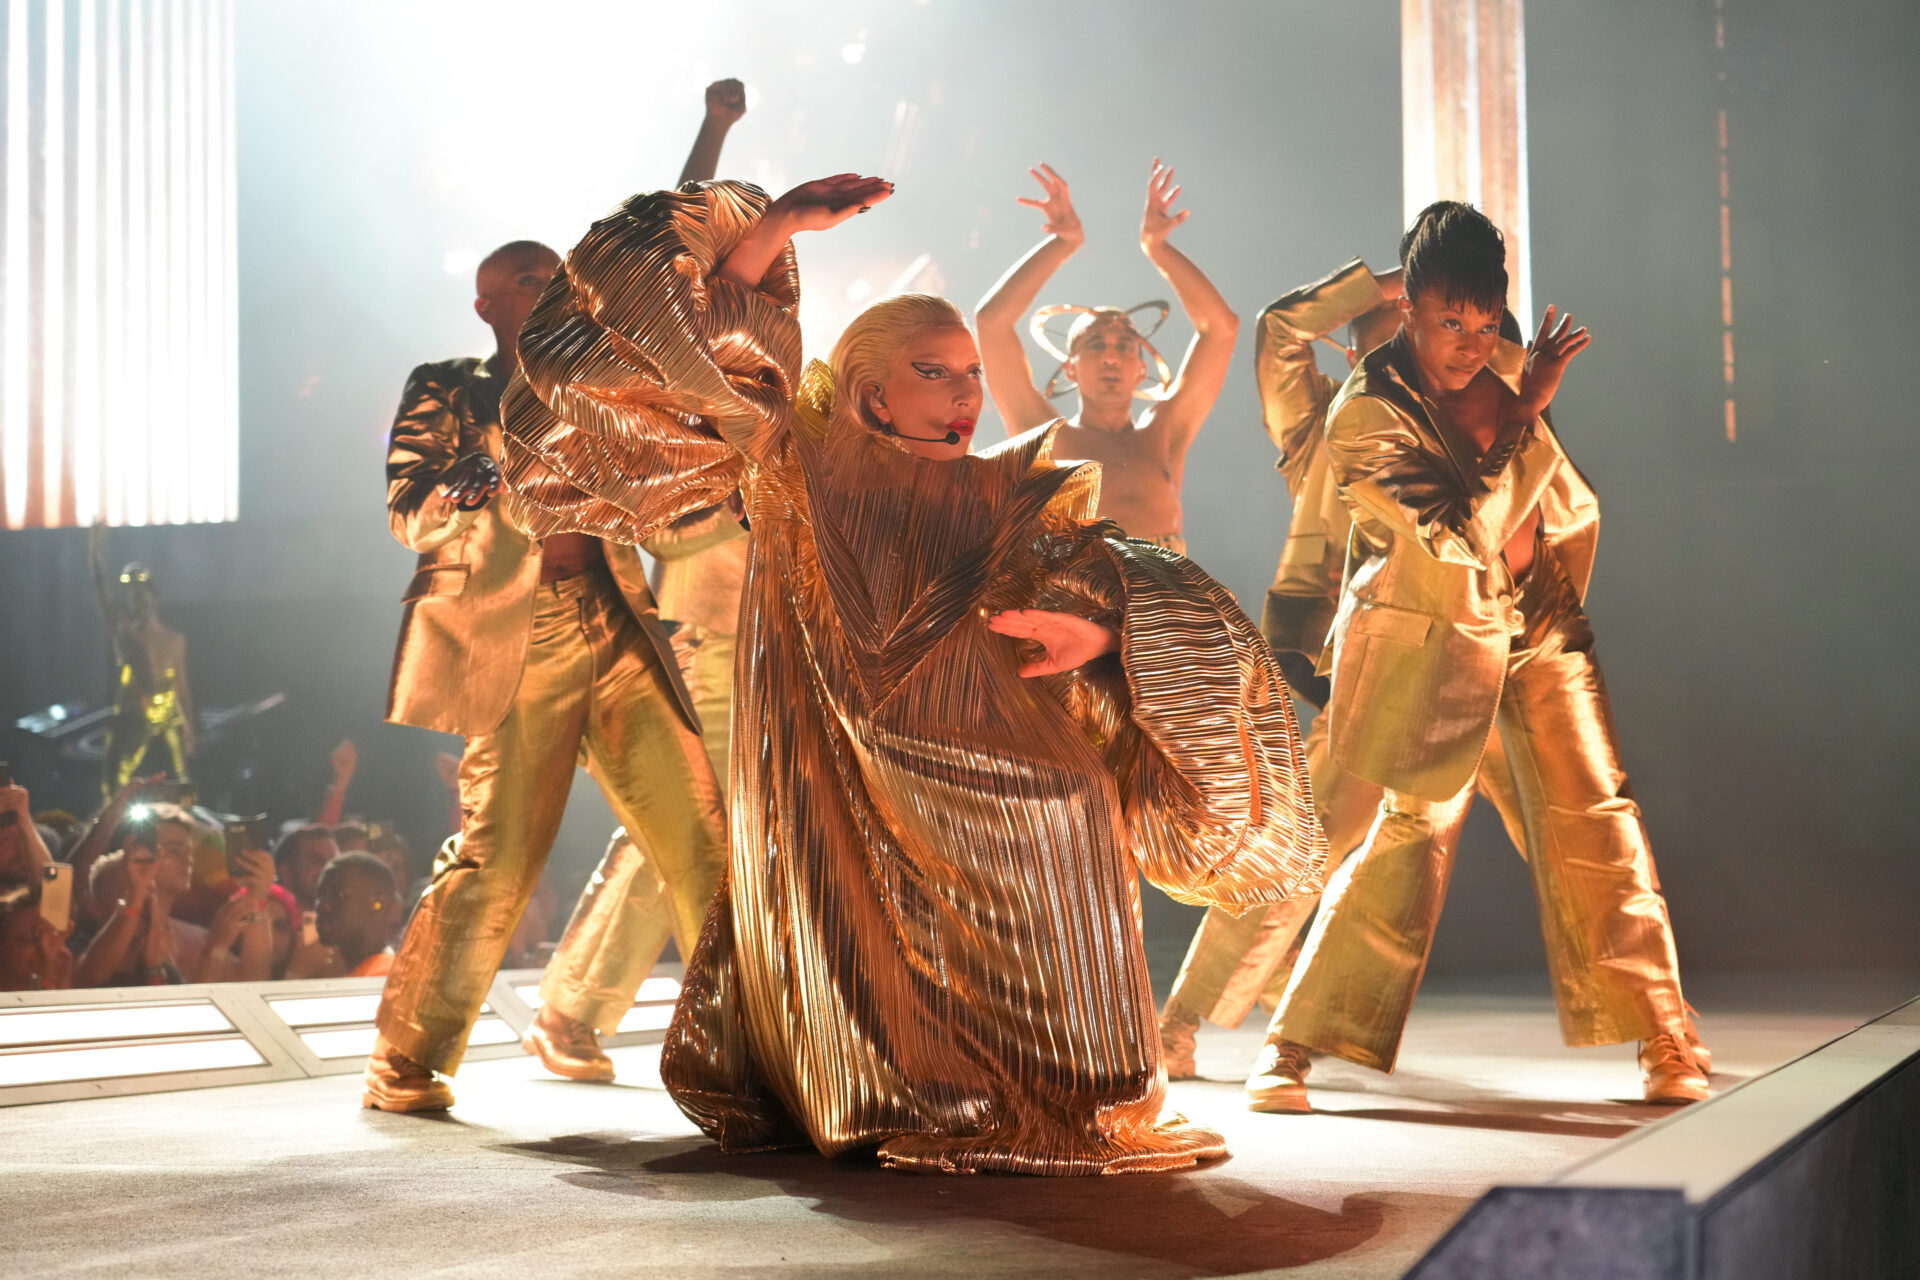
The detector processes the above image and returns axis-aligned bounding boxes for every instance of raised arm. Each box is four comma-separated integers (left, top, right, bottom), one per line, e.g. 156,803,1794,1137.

88,524,119,631
975,165,1083,435
1256,259,1395,467
678,79,746,186
1137,160,1238,456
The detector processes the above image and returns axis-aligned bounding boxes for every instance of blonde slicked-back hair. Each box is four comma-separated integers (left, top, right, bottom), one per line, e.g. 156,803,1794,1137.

828,293,970,439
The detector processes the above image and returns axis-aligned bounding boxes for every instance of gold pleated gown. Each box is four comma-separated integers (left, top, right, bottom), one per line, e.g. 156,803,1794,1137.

499,182,1326,1174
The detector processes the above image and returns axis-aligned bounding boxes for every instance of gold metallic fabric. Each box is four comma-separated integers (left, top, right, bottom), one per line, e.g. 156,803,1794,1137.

382,357,702,738
1321,332,1599,802
1275,552,1688,1067
376,568,728,1070
1253,258,1392,661
540,826,682,1035
643,504,749,783
1168,711,1528,1028
500,183,1325,1175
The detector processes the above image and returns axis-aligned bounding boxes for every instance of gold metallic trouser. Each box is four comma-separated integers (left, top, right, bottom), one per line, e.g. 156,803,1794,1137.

377,568,728,1072
1165,711,1525,1028
1272,572,1688,1071
535,623,739,1028
667,624,736,787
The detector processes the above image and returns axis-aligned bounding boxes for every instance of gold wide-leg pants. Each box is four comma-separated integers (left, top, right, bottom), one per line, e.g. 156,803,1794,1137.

537,622,741,1027
1165,709,1525,1029
377,569,728,1073
1271,579,1689,1072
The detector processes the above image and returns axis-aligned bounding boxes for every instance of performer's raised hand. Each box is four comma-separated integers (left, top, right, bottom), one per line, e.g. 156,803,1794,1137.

1139,158,1190,251
771,173,894,232
987,609,1121,678
1016,164,1084,247
438,452,503,510
719,174,893,287
704,77,747,126
1514,304,1591,421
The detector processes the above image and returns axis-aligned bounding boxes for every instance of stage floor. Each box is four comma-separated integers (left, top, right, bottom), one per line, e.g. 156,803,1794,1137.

1,974,1908,1279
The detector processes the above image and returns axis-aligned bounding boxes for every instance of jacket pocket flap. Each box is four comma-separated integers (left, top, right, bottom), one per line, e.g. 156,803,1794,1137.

1349,603,1434,646
403,564,470,602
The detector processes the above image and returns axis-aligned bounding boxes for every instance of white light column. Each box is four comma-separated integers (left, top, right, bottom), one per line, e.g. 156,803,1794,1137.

0,0,238,530
1403,0,1531,327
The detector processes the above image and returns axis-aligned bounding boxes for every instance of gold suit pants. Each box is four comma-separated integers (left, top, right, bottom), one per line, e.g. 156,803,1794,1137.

1272,566,1688,1071
1165,709,1525,1028
668,624,736,787
377,568,728,1072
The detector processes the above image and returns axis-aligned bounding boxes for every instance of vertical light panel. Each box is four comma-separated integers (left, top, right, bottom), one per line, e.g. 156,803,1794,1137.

1714,0,1736,443
0,0,237,530
1402,0,1532,327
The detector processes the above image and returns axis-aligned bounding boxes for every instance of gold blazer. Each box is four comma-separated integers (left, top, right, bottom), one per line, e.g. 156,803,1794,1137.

382,356,698,738
1254,258,1394,662
1322,333,1599,801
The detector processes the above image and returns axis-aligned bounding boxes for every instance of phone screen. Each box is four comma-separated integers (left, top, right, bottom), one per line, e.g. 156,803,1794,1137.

39,864,73,934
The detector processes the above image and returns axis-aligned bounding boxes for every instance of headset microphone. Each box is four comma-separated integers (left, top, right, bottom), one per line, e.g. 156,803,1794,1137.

882,424,962,446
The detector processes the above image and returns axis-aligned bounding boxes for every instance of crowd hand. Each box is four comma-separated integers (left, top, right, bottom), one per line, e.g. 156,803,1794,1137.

98,773,163,821
434,751,462,793
0,783,31,826
1016,164,1084,246
705,77,746,125
987,609,1121,678
330,739,358,788
437,453,503,511
229,848,276,898
124,849,158,908
206,893,262,950
285,940,346,981
1139,158,1190,250
1514,304,1592,420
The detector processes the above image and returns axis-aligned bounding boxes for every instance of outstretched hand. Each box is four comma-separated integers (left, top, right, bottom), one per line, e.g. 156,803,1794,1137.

987,609,1120,678
1514,304,1591,421
438,453,502,511
717,174,893,288
1015,164,1084,246
769,173,895,234
1140,158,1190,250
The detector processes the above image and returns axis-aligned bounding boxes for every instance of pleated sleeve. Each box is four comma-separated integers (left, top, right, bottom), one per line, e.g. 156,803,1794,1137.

1035,534,1329,913
499,181,804,542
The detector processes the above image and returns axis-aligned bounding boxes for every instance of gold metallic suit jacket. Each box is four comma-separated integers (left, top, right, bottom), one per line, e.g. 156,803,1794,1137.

498,182,1325,1174
1255,259,1392,661
383,357,697,738
1323,333,1599,801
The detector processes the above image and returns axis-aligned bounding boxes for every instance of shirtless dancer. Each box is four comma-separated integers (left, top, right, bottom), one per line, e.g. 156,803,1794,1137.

976,162,1236,553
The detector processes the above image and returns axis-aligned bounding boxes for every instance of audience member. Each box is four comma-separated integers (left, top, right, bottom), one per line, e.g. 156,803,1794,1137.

286,853,398,979
332,823,371,854
0,882,73,991
273,825,339,912
73,811,207,986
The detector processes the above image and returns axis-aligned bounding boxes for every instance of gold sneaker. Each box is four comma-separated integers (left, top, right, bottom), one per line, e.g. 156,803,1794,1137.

1640,1031,1711,1105
522,1007,616,1083
362,1036,454,1112
1160,1005,1201,1081
1246,1037,1312,1114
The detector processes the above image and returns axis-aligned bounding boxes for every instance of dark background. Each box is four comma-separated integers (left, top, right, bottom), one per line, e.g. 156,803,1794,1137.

2,0,1914,981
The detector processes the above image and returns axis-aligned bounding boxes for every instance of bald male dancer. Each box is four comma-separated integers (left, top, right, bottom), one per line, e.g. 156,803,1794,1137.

366,83,747,1111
